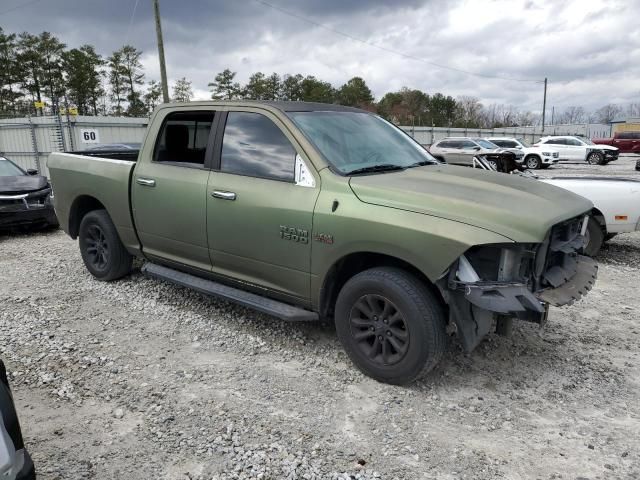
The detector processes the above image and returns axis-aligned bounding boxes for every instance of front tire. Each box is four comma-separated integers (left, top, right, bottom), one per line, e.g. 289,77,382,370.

586,151,604,165
79,209,132,281
583,217,605,256
525,155,541,169
334,267,446,385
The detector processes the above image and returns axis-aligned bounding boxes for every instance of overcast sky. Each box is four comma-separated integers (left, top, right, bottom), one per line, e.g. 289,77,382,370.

2,0,639,113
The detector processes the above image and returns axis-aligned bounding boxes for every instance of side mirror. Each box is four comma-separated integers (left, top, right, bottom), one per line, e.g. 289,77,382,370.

26,169,38,175
472,146,481,150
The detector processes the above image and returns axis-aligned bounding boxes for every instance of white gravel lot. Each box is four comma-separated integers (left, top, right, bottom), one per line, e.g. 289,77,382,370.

1,155,639,479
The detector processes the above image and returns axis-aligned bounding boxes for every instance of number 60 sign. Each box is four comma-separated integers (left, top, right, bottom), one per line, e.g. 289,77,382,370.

80,129,100,144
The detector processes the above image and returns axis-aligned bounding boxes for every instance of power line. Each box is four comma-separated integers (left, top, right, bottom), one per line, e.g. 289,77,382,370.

0,0,44,16
253,0,543,84
125,0,140,46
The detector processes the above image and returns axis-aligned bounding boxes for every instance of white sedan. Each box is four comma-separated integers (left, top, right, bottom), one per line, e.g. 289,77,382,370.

540,176,640,255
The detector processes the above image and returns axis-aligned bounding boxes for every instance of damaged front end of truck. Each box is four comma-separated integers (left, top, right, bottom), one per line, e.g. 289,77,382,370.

438,214,598,352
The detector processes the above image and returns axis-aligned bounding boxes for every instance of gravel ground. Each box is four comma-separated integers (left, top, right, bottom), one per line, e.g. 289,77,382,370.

1,155,639,479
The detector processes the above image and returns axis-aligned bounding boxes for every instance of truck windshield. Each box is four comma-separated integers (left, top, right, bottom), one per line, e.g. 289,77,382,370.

288,111,438,175
0,158,25,176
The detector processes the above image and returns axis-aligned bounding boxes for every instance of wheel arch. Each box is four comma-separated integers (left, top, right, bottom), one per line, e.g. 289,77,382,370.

318,251,445,320
591,207,607,234
68,195,107,239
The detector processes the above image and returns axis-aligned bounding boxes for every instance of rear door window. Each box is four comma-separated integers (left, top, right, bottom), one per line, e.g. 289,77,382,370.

154,111,215,166
220,112,296,182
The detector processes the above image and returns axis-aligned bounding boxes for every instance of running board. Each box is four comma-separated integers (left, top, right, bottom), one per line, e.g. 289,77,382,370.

141,262,318,322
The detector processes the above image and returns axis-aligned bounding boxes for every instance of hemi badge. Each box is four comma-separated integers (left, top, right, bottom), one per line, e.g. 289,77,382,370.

614,215,628,221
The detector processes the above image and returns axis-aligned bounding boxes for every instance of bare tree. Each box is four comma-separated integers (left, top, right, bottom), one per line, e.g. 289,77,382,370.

626,103,640,118
455,96,484,128
558,106,586,124
594,104,622,123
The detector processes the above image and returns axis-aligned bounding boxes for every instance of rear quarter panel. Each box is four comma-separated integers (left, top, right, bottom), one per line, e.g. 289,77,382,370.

47,152,140,253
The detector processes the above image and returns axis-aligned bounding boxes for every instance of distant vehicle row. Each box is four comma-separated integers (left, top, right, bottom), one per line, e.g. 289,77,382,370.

428,135,620,168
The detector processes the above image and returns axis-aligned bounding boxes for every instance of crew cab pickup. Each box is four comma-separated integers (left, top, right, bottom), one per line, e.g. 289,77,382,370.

48,101,597,385
592,131,640,154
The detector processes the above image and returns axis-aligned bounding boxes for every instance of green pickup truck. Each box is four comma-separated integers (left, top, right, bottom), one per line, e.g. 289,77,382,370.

48,101,597,385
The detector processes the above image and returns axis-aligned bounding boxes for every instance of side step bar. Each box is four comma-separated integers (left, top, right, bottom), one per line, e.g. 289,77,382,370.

141,262,319,322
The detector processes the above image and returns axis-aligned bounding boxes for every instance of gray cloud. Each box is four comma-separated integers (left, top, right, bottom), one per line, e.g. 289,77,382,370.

2,0,639,113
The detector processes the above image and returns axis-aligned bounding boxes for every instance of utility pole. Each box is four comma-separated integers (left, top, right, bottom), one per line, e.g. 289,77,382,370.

153,0,170,103
541,77,547,133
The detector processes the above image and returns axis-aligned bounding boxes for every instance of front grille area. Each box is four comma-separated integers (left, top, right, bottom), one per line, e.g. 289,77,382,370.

0,187,50,212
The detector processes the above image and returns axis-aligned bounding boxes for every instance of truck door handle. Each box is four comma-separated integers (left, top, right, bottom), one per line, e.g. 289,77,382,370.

136,177,156,187
211,190,236,201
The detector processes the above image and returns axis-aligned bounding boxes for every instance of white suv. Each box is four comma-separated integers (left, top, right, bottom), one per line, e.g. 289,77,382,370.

533,136,619,164
487,137,559,170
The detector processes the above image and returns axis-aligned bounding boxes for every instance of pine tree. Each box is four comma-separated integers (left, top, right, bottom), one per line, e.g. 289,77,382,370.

208,69,240,100
172,77,193,102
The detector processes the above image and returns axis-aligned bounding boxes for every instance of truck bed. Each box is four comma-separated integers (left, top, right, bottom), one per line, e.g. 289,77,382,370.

46,152,140,253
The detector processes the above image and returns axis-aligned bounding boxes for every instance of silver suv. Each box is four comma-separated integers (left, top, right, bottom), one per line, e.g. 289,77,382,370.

429,137,524,168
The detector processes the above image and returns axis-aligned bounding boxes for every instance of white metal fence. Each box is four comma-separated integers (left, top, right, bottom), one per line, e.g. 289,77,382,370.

0,114,612,177
0,115,147,177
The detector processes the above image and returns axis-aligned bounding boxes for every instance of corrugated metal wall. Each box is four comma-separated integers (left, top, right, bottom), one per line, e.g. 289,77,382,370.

0,115,147,176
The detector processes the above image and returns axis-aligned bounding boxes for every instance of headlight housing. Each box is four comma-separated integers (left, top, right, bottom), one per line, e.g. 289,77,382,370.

457,243,539,284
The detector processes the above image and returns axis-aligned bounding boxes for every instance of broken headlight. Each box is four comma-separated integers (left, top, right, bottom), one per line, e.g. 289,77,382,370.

456,243,539,285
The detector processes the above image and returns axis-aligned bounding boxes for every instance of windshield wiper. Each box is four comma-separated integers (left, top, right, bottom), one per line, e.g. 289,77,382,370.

345,164,406,175
407,160,439,167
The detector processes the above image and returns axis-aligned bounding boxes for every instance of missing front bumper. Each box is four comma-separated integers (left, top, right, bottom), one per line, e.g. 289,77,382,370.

442,253,597,353
536,255,597,306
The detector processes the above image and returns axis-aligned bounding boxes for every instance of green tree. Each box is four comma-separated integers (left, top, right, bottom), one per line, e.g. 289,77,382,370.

38,32,66,111
244,72,268,99
144,80,162,115
117,45,145,116
62,45,104,115
264,73,280,100
0,28,23,114
337,76,373,107
300,76,335,103
107,50,126,115
377,91,406,123
172,77,193,102
16,33,45,109
280,73,303,101
428,93,457,127
208,68,240,100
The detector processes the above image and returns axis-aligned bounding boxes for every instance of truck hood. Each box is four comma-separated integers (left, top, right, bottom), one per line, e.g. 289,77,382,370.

349,165,592,242
0,175,49,194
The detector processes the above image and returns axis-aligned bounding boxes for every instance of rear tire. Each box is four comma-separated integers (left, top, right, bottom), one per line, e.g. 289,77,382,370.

583,217,604,257
334,267,446,385
79,209,132,281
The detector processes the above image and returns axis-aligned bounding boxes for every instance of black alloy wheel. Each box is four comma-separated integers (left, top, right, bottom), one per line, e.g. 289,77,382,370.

349,294,409,366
